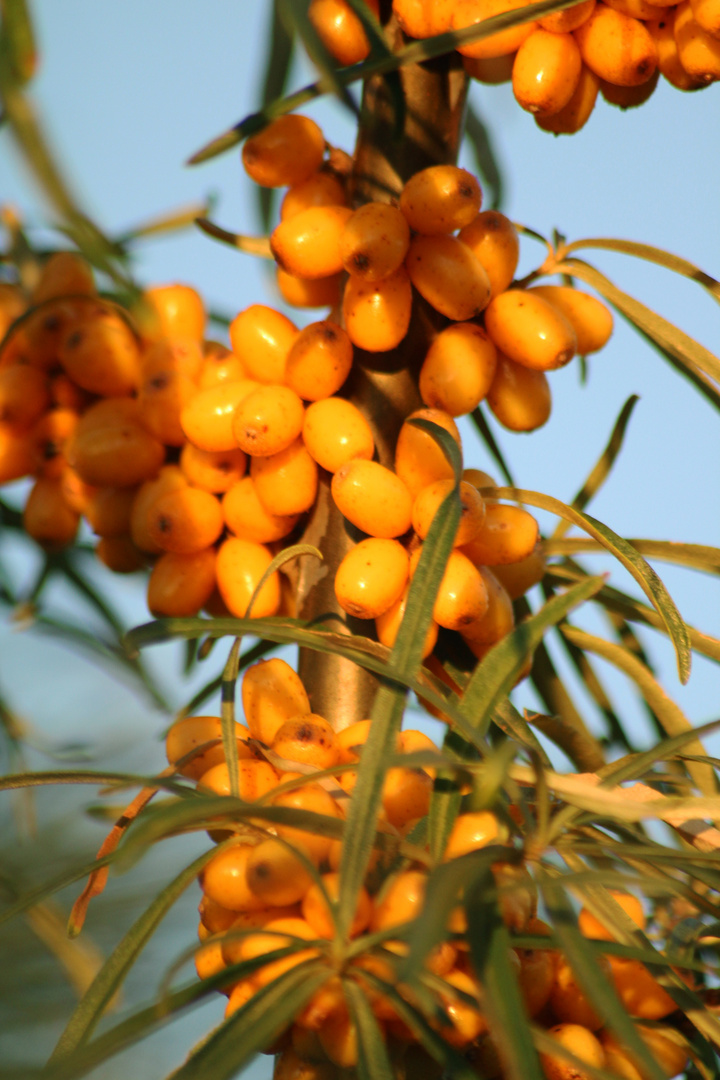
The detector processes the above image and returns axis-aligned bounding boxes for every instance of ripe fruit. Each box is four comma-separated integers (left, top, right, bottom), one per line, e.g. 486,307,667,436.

540,1023,606,1080
574,5,659,86
59,308,141,396
302,397,375,473
342,267,413,352
246,839,315,905
180,380,259,453
232,385,305,457
284,320,353,402
242,658,311,745
147,548,218,616
331,459,413,538
487,352,553,431
536,63,601,133
419,322,498,416
457,211,520,299
334,537,410,619
512,29,583,116
399,165,482,235
229,305,298,384
484,290,578,371
147,486,224,554
405,235,492,321
215,537,281,618
280,170,347,221
67,398,165,487
530,285,614,353
271,714,340,770
461,503,539,566
242,115,325,188
412,478,486,547
452,0,538,58
250,436,319,516
395,408,462,498
271,205,353,280
223,475,300,543
340,202,411,281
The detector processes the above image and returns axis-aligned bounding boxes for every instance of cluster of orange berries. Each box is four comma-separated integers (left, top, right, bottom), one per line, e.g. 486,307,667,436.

307,0,719,135
166,657,690,1079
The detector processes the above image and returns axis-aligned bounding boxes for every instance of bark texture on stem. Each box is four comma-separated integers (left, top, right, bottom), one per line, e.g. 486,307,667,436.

297,29,469,730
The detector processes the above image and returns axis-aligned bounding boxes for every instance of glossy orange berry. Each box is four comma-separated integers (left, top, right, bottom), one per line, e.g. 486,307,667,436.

303,873,372,938
129,464,187,553
229,305,299,385
48,372,91,412
530,285,613,354
536,63,600,133
444,811,502,859
201,842,268,912
406,235,492,321
375,585,439,658
332,459,413,538
67,398,166,487
600,1025,689,1080
485,290,577,371
142,336,204,382
223,475,299,543
280,170,347,221
540,1024,606,1080
673,1,720,80
95,535,146,573
458,211,520,300
607,957,679,1019
139,283,206,344
436,969,488,1047
242,115,325,189
138,365,196,447
272,714,340,771
285,321,353,402
419,322,497,416
30,407,79,478
689,0,720,37
432,550,490,631
84,485,136,538
382,766,433,828
461,566,515,649
215,537,281,619
250,436,318,516
199,757,279,800
335,718,377,763
58,467,97,514
334,537,410,619
271,205,353,280
32,252,96,303
0,364,50,429
453,0,538,57
165,715,255,780
394,408,462,499
461,503,539,566
276,268,342,310
492,542,546,598
22,299,86,370
242,916,321,989
220,905,301,967
147,547,218,616
23,476,79,547
197,345,247,391
540,0,596,30
512,29,583,115
412,478,486,547
371,869,427,931
223,978,257,1018
246,839,315,906
232,384,305,457
194,939,227,983
147,486,224,554
604,0,673,17
578,891,646,939
487,352,552,431
649,15,696,90
180,380,259,453
400,166,482,235
340,202,411,282
574,6,658,85
199,894,239,935
58,308,141,396
272,783,342,865
242,658,311,745
342,267,413,352
303,397,375,473
551,955,608,1029
392,0,434,36
179,443,247,494
309,0,374,63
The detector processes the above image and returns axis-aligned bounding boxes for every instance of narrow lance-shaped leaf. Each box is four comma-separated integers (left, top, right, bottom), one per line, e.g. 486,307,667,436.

194,216,273,257
257,0,295,231
344,979,395,1080
277,0,359,116
220,638,242,798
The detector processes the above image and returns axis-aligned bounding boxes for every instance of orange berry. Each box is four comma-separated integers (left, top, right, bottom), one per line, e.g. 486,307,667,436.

246,839,315,905
165,715,255,780
242,115,325,188
215,537,281,618
394,408,462,499
412,478,486,547
540,0,596,30
276,268,342,310
673,1,720,81
129,464,187,553
578,891,646,939
242,658,311,745
285,321,353,402
58,308,141,396
646,13,703,88
607,957,678,1019
146,486,224,554
139,283,206,344
458,211,520,300
221,905,301,966
229,305,299,385
67,398,165,487
138,365,196,447
59,467,98,514
382,766,432,828
536,62,600,133
492,542,546,598
271,714,340,771
194,940,227,983
95,535,146,573
600,1025,689,1080
540,1024,606,1080
375,584,439,658
49,372,92,412
445,811,502,859
201,842,268,912
332,459,413,538
32,252,96,303
84,485,137,538
419,322,498,416
250,436,319,516
461,566,514,648
453,0,538,58
302,397,374,473
371,869,427,930
30,407,79,479
23,299,87,370
689,0,720,36
392,0,435,36
573,5,658,85
199,758,279,800
280,170,347,221
309,0,373,64
197,345,247,391
487,352,552,431
180,380,259,453
23,476,79,547
400,166,482,235
272,783,342,865
224,979,256,1019
147,547,217,616
461,503,539,566
529,285,613,354
223,475,299,543
334,537,410,619
551,955,609,1029
302,873,372,938
406,235,492,321
271,205,353,280
231,384,305,458
142,337,204,382
436,968,488,1047
0,283,28,341
485,290,577,371
0,365,50,429
342,267,413,352
179,443,247,493
239,916,319,988
199,894,239,935
463,52,517,83
604,0,672,17
431,549,490,631
600,68,659,104
341,202,411,281
512,29,583,115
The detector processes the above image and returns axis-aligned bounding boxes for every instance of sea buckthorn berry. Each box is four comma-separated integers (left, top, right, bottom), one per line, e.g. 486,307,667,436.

224,979,257,1019
690,0,720,36
334,537,409,619
139,283,206,344
530,285,614,354
180,443,247,494
371,869,427,931
457,211,519,300
285,321,353,402
242,115,325,189
197,345,247,391
492,542,547,597
274,1048,339,1080
223,475,299,543
375,584,439,657
309,0,377,64
335,718,379,763
600,68,659,104
484,290,578,371
0,365,50,429
515,918,557,1018
271,714,340,771
95,535,145,574
573,5,658,86
302,873,371,938
276,268,342,310
382,766,433,828
23,299,87,370
246,839,315,905
406,235,492,321
232,384,305,457
400,165,482,236
147,486,224,554
341,202,411,283
393,0,435,36
437,969,488,1047
58,308,141,397
512,29,583,115
413,479,486,547
607,957,679,1019
331,459,413,538
303,397,375,473
540,0,596,31
250,436,318,516
84,485,136,537
59,467,97,514
487,352,552,431
165,715,255,780
461,503,539,566
201,842,268,912
342,266,413,352
461,566,515,648
419,322,498,416
181,380,260,453
271,205,353,280
147,547,217,616
395,408,462,498
601,1025,689,1080
142,337,204,382
453,0,538,58
444,811,502,859
536,63,600,133
229,305,299,385
604,0,671,18
129,464,187,553
280,170,347,222
432,550,490,631
199,758,280,801
199,894,239,935
242,658,311,745
237,916,319,988
221,906,301,966
49,372,92,412
551,955,609,1029
578,891,646,938
540,1024,606,1080
30,407,79,478
194,940,226,983
674,1,720,80
215,537,281,618
67,398,165,487
646,15,703,89
23,476,79,548
272,783,341,865
138,366,196,446
32,252,96,303
463,467,499,501
464,53,516,85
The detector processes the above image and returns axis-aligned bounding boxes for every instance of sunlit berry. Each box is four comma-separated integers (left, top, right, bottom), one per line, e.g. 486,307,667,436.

487,352,552,431
242,658,311,745
530,285,613,354
180,380,259,453
461,503,539,566
540,1023,606,1080
419,322,498,416
179,443,247,494
285,321,353,402
302,397,375,473
536,62,600,134
540,0,596,30
147,547,218,616
129,464,187,554
272,783,342,865
271,205,353,280
59,307,141,397
146,486,224,554
84,485,136,538
32,251,96,303
340,202,411,281
242,115,325,188
302,872,372,938
412,478,486,547
452,0,538,58
280,170,348,221
165,715,256,780
444,811,502,859
492,542,547,598
271,714,340,771
246,839,315,906
342,267,413,352
673,1,720,81
375,584,439,658
223,475,299,543
485,289,577,371
574,5,658,85
332,459,413,538
215,537,281,618
461,566,514,648
394,407,462,499
23,475,79,548
67,398,165,488
229,305,299,385
201,842,268,912
406,235,492,321
512,29,583,115
334,537,409,619
232,384,305,457
250,436,318,516
0,364,50,430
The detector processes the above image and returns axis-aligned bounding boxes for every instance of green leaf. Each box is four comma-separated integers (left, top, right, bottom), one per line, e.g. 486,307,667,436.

220,638,242,798
257,1,295,232
464,102,504,211
278,0,359,117
115,199,214,244
544,538,720,576
0,0,36,85
344,979,395,1080
407,417,462,483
